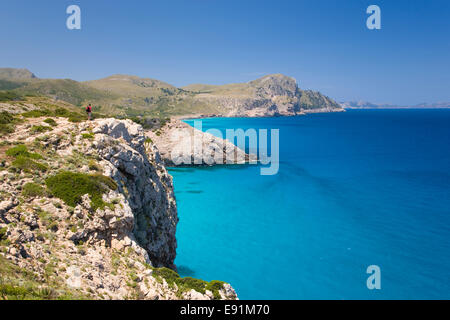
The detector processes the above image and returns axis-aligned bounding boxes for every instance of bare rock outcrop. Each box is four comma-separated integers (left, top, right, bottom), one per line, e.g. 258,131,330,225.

189,74,343,117
89,119,178,267
146,119,257,167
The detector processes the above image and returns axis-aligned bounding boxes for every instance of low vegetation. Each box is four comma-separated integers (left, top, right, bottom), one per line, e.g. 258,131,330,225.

11,156,48,172
0,255,87,300
43,118,57,127
5,145,47,173
22,107,84,123
22,182,48,198
0,111,19,136
0,111,15,124
88,159,101,172
152,267,225,299
45,171,117,210
30,125,53,134
6,145,42,159
81,132,94,140
0,228,6,241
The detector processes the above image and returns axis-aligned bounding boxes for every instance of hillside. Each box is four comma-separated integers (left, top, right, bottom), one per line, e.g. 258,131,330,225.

15,79,117,107
84,74,218,117
182,74,342,117
0,68,343,118
0,68,37,80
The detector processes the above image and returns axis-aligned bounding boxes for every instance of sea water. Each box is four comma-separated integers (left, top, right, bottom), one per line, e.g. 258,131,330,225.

169,109,450,299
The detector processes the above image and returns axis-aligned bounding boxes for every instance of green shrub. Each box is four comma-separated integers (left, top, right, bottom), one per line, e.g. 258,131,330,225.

0,255,88,300
89,173,118,190
53,107,71,117
81,132,94,140
0,112,16,137
0,124,14,136
5,145,42,159
153,267,180,287
54,108,84,122
0,283,34,299
12,156,48,172
45,171,117,210
88,160,101,172
30,125,53,134
152,267,225,299
177,277,208,294
68,114,84,123
0,111,15,125
0,227,7,241
22,183,47,198
21,107,84,123
43,118,57,127
206,280,225,299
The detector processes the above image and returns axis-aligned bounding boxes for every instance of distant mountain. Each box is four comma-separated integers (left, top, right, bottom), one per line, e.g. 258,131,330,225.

0,68,37,80
0,68,343,117
340,101,397,109
411,102,450,109
84,73,343,117
181,74,343,117
340,100,450,109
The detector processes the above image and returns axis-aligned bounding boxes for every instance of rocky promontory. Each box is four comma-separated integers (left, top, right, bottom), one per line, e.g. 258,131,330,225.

0,104,237,300
146,119,257,167
183,74,344,118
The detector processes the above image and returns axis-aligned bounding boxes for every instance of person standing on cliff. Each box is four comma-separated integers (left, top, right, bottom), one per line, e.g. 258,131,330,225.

86,103,92,120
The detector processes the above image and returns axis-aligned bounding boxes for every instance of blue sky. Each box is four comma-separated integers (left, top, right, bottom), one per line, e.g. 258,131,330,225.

0,0,449,105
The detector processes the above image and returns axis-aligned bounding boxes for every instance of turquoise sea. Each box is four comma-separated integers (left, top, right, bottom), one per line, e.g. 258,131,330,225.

169,109,450,299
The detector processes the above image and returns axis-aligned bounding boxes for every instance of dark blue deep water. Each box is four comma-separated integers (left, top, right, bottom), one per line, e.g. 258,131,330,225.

169,109,450,299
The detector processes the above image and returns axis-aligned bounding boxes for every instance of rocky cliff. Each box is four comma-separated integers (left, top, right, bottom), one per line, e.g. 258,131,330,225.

184,74,344,118
0,108,237,300
146,119,257,167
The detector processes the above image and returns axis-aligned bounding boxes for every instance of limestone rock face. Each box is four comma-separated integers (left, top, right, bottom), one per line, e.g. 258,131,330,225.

88,119,178,268
250,73,298,98
189,74,343,118
146,119,257,167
